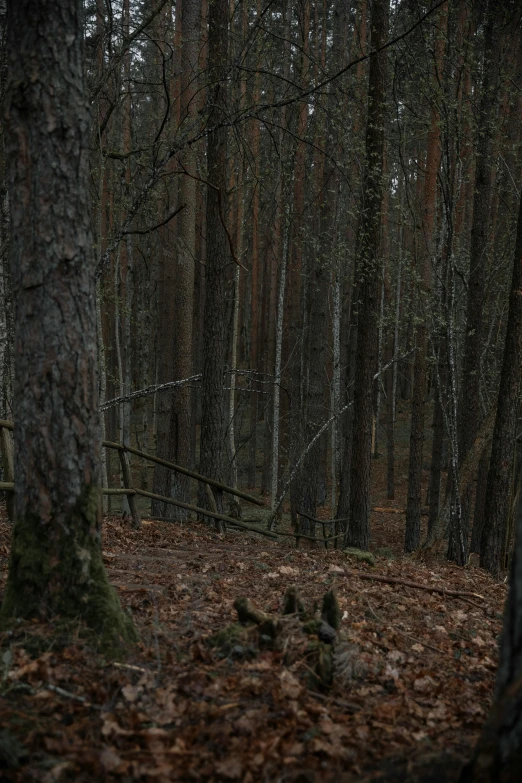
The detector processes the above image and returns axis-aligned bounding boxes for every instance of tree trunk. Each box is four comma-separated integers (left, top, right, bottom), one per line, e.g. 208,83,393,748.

479,184,522,577
346,0,388,550
151,2,177,515
198,0,229,513
459,188,522,782
0,0,134,643
167,0,200,518
449,1,501,565
404,3,446,553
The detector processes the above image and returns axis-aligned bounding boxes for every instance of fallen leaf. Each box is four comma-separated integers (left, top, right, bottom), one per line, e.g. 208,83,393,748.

413,675,437,694
215,757,243,780
279,565,299,575
121,683,142,703
279,669,302,700
100,747,123,772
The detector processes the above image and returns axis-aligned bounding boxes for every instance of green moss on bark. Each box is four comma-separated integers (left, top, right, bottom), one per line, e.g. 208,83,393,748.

0,485,137,648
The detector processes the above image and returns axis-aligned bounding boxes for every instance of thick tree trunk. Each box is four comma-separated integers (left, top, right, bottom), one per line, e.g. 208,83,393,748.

346,0,388,550
0,0,134,643
460,188,522,781
198,0,229,514
404,4,446,553
479,185,522,577
167,0,200,518
450,2,501,565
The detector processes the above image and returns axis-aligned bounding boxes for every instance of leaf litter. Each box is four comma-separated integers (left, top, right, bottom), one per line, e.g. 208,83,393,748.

0,505,507,782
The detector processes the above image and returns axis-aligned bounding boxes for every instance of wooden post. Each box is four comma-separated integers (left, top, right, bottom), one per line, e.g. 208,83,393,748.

118,448,141,529
205,483,225,535
0,427,14,521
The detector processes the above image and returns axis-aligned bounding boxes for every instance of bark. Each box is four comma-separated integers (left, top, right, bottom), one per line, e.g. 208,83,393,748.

286,0,310,529
346,0,388,550
421,405,496,554
248,40,261,490
428,381,445,535
198,0,229,512
460,186,522,772
450,1,502,565
470,446,491,553
404,4,446,553
479,185,522,577
0,0,12,422
336,0,367,519
268,0,292,513
167,0,200,517
151,1,177,515
0,0,134,643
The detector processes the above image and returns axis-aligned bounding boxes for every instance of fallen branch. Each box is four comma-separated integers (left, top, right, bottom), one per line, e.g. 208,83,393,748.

372,507,428,516
334,569,484,601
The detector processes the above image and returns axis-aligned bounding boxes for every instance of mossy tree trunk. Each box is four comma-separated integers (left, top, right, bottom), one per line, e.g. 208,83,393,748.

0,0,135,644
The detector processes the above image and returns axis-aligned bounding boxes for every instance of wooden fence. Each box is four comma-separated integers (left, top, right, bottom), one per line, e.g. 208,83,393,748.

0,419,346,548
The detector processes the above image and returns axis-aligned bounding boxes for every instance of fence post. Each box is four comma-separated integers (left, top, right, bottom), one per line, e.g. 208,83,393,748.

205,483,225,535
1,427,14,521
118,448,141,529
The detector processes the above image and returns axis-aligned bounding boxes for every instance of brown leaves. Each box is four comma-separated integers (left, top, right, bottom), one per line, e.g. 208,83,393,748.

0,513,506,782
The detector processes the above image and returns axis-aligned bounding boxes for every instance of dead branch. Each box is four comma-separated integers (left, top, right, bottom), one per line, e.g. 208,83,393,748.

335,569,484,602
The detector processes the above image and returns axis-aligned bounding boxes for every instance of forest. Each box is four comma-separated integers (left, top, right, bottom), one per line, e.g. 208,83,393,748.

1,0,522,780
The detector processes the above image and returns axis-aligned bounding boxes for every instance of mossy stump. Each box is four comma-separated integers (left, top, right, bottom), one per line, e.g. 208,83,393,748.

210,586,339,689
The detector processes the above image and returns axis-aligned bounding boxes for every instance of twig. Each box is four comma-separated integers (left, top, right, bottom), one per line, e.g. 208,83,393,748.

45,683,102,710
121,203,186,237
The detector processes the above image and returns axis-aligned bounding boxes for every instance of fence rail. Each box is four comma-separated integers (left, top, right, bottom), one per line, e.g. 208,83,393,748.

0,419,350,548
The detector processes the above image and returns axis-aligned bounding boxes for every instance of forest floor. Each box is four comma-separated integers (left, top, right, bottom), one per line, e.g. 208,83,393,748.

0,408,509,782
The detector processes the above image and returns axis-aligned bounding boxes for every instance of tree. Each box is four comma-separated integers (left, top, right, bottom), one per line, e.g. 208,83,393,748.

168,0,201,514
346,0,388,550
0,0,135,643
449,0,502,565
198,0,230,512
479,187,522,577
404,4,446,553
459,183,522,783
